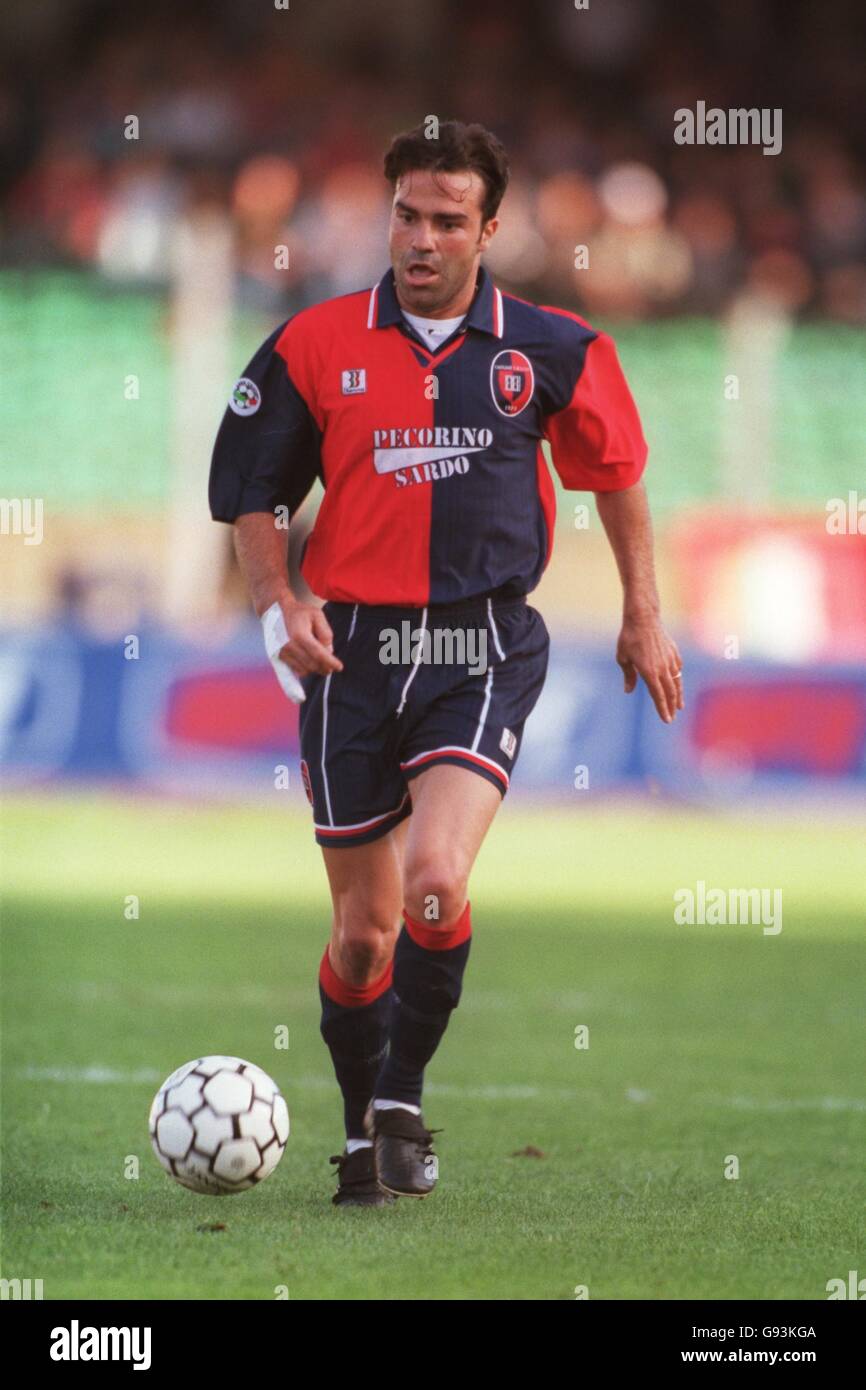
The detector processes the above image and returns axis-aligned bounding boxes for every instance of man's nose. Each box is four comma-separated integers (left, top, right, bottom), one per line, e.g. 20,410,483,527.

410,221,436,253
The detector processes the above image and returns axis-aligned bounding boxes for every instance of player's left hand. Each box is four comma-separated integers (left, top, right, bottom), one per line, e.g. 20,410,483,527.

615,614,683,723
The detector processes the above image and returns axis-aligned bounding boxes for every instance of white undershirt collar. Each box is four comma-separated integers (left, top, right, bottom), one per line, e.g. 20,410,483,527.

401,309,465,351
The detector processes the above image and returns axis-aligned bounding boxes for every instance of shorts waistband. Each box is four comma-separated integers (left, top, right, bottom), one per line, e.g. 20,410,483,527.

326,586,527,625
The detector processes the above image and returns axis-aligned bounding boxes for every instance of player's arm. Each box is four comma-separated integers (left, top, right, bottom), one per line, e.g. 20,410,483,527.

232,512,341,677
209,323,341,679
541,320,682,723
594,481,682,724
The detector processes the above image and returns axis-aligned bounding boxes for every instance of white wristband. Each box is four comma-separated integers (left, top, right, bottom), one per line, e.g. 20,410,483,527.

261,601,306,703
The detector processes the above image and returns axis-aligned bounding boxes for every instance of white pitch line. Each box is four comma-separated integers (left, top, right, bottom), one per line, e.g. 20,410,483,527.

12,1068,866,1112
16,1066,164,1084
725,1095,866,1113
13,1066,575,1101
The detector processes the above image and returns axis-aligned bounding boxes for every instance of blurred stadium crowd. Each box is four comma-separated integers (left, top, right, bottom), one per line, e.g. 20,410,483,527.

2,0,865,322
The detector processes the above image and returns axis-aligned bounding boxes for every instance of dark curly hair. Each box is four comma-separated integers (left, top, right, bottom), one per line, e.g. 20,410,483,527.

383,120,510,226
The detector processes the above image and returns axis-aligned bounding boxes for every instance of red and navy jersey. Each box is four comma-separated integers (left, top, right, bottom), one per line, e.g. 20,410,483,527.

209,265,647,605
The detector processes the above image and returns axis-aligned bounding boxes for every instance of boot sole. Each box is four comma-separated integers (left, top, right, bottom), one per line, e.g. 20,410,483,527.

376,1179,434,1199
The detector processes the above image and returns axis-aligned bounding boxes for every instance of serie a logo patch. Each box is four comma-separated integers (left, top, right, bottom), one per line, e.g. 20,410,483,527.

229,377,261,415
490,350,534,417
342,369,367,395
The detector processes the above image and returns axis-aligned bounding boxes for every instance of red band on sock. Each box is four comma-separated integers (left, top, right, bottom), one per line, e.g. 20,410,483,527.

319,947,393,1008
403,900,472,951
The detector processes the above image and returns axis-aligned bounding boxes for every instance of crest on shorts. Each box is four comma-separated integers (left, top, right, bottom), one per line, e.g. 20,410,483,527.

299,759,314,807
490,350,534,418
229,377,261,416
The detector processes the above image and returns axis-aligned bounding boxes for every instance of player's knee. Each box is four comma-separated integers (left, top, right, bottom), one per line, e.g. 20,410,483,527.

403,857,468,930
331,908,399,985
332,932,394,985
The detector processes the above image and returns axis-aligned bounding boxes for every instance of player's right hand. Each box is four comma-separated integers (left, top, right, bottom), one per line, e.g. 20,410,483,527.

276,598,344,678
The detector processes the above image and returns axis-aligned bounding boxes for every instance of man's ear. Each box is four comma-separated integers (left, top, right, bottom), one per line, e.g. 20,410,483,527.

478,216,499,251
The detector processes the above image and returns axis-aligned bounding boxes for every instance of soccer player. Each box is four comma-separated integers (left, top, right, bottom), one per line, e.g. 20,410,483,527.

209,121,683,1207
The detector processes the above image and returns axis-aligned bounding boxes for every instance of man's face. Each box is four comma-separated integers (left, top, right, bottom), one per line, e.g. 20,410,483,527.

389,168,498,316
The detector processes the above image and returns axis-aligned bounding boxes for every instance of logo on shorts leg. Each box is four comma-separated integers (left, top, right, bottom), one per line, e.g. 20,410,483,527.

299,759,314,806
499,728,517,759
490,350,534,417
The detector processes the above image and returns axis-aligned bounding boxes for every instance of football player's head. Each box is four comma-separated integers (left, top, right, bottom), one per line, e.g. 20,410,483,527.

384,120,509,313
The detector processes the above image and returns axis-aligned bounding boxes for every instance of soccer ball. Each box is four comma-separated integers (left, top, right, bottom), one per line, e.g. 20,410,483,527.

149,1056,289,1195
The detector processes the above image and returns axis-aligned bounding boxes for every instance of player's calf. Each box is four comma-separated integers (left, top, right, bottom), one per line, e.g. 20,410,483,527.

318,947,394,1157
370,902,472,1195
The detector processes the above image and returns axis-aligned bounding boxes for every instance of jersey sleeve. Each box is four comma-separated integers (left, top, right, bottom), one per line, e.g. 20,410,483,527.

542,330,648,492
208,323,322,524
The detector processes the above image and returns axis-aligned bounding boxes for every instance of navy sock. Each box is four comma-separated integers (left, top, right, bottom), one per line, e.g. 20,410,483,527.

319,948,393,1140
375,904,472,1108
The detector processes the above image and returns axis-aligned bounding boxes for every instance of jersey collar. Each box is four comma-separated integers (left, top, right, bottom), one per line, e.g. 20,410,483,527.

367,265,504,338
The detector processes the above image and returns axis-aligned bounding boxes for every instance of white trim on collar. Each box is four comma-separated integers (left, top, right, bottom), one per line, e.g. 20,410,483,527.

493,286,504,338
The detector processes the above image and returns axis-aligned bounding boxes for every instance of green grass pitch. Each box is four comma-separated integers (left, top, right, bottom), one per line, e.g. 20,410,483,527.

2,792,865,1300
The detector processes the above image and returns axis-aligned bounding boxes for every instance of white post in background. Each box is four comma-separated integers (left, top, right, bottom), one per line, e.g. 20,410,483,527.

163,207,234,628
720,291,791,507
719,292,822,663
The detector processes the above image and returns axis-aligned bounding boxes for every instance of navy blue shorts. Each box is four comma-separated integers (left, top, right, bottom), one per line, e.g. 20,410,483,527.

298,592,550,848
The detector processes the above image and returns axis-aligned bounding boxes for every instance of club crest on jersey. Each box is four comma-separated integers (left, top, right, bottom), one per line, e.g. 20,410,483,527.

342,368,367,395
229,377,261,415
490,350,534,417
299,759,314,807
